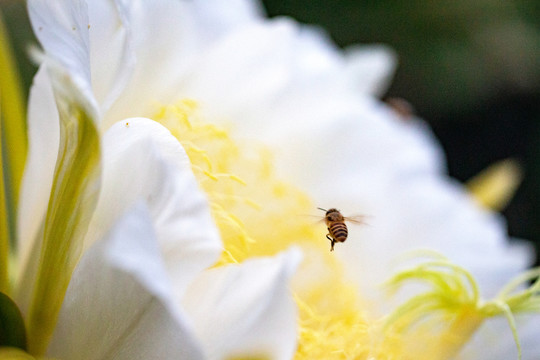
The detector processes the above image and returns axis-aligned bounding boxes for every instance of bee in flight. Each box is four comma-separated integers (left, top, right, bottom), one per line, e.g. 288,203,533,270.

318,207,365,251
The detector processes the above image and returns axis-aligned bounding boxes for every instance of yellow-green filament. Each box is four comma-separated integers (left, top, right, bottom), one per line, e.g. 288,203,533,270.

386,253,540,359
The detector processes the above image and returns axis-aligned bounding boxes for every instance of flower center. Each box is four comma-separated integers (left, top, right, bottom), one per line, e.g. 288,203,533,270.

154,100,399,358
154,100,501,359
154,100,318,264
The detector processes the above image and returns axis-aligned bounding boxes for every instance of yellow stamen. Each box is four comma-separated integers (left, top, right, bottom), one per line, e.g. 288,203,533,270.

154,101,539,359
154,100,399,359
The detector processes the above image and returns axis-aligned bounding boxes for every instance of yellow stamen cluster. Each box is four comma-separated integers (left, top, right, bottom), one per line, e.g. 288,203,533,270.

155,100,320,262
152,100,540,359
154,100,397,358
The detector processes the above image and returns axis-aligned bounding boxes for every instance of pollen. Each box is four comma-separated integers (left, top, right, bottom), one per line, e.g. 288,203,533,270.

152,101,538,359
153,99,540,359
153,100,407,359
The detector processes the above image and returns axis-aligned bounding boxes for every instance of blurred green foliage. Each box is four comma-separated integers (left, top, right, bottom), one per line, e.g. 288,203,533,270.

0,0,36,96
263,0,540,121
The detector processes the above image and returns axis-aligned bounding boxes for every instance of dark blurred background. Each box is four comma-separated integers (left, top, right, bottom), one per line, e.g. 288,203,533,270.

262,0,540,265
1,0,539,263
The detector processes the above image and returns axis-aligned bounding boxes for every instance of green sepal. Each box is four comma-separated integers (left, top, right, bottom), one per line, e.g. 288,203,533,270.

0,292,26,351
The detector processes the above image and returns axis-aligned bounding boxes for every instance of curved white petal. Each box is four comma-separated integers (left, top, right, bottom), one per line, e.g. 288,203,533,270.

27,0,96,112
182,248,302,360
274,103,532,301
235,83,531,302
100,0,260,129
16,66,59,285
48,204,204,360
85,118,221,299
268,101,443,198
183,19,350,135
87,0,135,114
342,175,532,302
342,44,397,96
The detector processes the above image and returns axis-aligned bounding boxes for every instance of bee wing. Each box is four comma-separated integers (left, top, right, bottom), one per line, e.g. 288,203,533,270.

343,215,369,225
299,214,326,224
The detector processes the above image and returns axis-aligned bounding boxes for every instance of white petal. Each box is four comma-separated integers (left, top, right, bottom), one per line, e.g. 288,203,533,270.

48,204,204,360
460,314,540,360
182,248,302,360
97,0,196,128
275,104,532,301
254,91,530,301
337,174,533,303
342,44,397,96
87,0,135,114
86,118,221,299
269,100,443,200
512,315,540,360
183,19,346,132
100,0,259,129
16,66,59,288
27,0,96,111
186,0,264,30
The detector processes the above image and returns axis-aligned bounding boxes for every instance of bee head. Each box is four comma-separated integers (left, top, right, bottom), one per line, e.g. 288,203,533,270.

326,208,339,215
318,207,340,216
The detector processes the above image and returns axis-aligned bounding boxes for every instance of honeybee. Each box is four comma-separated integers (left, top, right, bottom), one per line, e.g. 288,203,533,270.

318,207,365,251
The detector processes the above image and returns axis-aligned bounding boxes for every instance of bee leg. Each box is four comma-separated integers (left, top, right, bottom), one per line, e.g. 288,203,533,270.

326,234,335,251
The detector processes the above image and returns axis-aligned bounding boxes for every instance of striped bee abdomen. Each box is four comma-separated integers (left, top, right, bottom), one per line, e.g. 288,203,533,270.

329,222,348,242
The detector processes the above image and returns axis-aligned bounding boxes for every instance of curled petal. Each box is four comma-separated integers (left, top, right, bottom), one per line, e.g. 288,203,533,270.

27,0,96,111
182,248,302,360
86,118,222,299
87,0,135,114
48,204,204,360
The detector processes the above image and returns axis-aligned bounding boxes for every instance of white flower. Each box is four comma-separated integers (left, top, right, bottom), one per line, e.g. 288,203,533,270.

23,0,539,359
7,1,302,359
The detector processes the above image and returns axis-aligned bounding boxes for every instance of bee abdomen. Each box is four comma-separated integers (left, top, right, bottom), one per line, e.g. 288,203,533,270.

329,222,348,242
